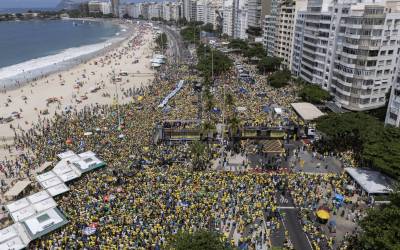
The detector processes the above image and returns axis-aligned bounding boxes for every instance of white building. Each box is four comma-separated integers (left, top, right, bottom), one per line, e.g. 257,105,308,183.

183,0,197,21
264,0,307,68
292,0,400,111
386,83,400,126
223,0,235,36
247,0,262,28
127,3,142,18
233,0,249,39
88,0,112,15
148,3,162,19
196,0,207,23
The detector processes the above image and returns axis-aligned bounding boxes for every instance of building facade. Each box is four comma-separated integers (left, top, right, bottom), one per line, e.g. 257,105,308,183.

292,0,400,111
386,83,400,126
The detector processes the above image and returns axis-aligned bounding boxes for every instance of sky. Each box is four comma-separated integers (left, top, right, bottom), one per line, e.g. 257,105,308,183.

0,0,165,9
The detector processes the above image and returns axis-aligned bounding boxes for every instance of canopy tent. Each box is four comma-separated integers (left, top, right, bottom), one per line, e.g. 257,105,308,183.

261,140,285,154
34,162,52,174
4,180,32,198
291,102,325,121
344,168,393,195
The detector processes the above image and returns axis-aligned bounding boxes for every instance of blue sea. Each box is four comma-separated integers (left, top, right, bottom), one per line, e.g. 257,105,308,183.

0,20,120,68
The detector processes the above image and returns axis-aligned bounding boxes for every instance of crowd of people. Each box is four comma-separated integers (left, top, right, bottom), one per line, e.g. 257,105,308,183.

0,29,370,250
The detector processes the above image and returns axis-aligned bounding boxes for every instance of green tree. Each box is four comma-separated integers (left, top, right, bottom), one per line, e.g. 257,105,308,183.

197,46,233,77
166,230,234,250
299,84,332,104
189,141,209,171
228,39,249,51
257,56,282,74
316,112,400,178
202,23,214,32
268,69,291,88
350,187,400,250
180,26,201,43
243,43,266,59
155,33,168,51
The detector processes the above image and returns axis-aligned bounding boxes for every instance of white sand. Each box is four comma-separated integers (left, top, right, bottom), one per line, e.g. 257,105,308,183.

0,24,155,161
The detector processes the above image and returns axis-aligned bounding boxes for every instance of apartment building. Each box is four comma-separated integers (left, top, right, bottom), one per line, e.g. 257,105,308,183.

292,0,400,111
264,0,307,68
386,83,400,126
223,0,235,36
247,0,262,27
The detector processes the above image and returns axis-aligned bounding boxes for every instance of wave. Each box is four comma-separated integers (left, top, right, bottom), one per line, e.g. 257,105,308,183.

0,36,125,90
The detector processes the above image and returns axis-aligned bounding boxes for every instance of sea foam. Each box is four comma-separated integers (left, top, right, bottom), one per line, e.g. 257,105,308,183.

0,36,124,90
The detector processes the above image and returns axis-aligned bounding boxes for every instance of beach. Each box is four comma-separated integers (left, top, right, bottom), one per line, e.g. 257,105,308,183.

0,21,155,160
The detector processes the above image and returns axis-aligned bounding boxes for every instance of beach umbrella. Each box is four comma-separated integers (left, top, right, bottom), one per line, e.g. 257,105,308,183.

316,209,330,220
66,138,73,145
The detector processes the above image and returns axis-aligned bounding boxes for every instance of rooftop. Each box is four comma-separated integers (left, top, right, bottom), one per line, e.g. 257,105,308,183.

291,102,325,121
345,168,393,194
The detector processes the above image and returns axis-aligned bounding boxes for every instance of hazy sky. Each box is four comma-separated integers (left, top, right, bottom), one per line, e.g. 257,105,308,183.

0,0,165,8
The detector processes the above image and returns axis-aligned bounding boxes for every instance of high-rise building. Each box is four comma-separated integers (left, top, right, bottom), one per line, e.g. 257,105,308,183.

386,83,400,126
223,0,235,36
292,0,400,111
247,0,262,28
183,0,197,21
88,0,112,15
233,0,249,39
264,0,307,68
112,0,119,17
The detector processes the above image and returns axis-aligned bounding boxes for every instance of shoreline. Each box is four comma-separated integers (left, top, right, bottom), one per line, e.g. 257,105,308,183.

0,19,130,92
0,22,155,152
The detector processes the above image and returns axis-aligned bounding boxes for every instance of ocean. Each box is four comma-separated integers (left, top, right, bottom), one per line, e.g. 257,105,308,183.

0,20,124,89
0,20,120,68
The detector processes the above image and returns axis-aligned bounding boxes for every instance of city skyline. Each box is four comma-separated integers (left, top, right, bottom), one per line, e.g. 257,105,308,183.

0,0,167,9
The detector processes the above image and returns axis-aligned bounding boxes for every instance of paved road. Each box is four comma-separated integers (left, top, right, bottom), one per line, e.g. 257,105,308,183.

161,25,184,63
278,191,313,250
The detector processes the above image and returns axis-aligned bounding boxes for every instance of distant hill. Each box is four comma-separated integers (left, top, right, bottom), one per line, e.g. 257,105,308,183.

56,0,88,10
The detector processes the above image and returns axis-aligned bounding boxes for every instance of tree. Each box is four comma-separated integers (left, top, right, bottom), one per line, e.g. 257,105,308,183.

246,26,262,36
299,84,332,104
349,187,400,250
228,39,249,51
243,43,266,59
180,26,201,43
257,56,282,74
268,69,291,88
197,46,233,77
316,112,400,178
155,33,168,51
166,230,234,250
189,141,209,171
202,23,214,32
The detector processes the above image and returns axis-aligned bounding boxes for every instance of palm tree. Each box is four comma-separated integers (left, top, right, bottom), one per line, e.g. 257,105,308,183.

189,141,208,171
202,120,215,141
228,115,242,153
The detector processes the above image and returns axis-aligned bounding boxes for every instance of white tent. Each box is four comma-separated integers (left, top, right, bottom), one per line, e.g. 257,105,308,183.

291,102,325,121
27,191,50,204
4,180,31,198
6,198,30,213
10,206,36,222
345,168,393,194
57,150,76,160
46,183,69,197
